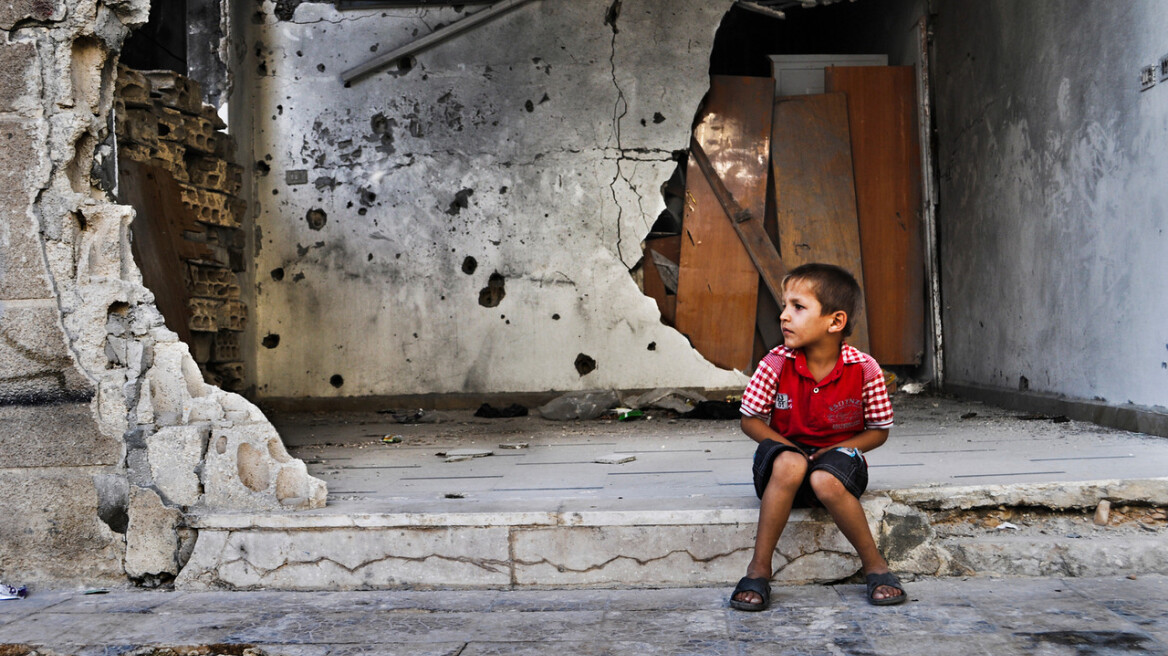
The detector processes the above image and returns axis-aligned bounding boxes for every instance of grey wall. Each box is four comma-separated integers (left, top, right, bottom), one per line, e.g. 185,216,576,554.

934,1,1168,412
241,1,747,400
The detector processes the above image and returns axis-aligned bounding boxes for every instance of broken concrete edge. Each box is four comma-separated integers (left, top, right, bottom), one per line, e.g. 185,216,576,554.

946,382,1168,438
887,477,1168,511
13,0,325,585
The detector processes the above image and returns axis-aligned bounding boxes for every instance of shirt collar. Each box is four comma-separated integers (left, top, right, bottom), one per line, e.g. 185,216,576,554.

774,343,864,364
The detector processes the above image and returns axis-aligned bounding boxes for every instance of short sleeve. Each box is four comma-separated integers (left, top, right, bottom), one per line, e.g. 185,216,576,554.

859,355,894,429
741,352,783,420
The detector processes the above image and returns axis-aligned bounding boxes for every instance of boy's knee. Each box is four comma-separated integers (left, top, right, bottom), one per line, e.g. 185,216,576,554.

809,470,847,500
771,450,808,481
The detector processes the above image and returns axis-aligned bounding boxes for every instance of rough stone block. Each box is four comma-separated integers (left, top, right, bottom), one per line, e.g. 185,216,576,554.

0,304,94,402
115,107,159,147
147,424,209,506
0,402,120,467
0,120,51,300
201,421,326,511
211,331,240,362
0,470,126,584
0,0,63,29
125,486,182,578
0,41,36,113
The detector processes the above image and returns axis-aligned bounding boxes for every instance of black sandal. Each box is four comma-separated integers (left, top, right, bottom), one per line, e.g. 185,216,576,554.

865,571,906,606
729,576,771,612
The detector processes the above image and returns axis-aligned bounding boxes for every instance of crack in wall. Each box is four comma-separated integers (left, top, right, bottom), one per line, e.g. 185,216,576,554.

514,545,749,574
604,0,635,269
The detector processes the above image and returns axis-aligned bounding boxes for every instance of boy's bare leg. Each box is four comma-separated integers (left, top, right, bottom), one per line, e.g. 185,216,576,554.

733,451,807,605
808,471,904,602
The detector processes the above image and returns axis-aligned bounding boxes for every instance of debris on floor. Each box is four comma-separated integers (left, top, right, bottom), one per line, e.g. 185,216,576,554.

498,442,529,449
1094,500,1111,526
1,583,27,600
392,409,453,424
623,388,708,414
538,390,620,421
381,435,402,444
441,448,493,463
615,408,645,421
595,453,636,465
474,402,529,418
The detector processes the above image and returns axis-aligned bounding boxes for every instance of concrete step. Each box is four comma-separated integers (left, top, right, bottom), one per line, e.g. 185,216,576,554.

176,478,1168,590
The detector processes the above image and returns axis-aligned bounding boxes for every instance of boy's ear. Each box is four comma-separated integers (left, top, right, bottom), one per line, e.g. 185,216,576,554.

827,310,848,334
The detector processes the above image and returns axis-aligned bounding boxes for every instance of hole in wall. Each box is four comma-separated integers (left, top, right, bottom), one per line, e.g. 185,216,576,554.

575,353,596,376
478,272,506,308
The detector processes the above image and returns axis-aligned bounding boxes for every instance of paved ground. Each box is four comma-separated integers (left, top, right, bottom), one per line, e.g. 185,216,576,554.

2,575,1167,654
273,394,1168,515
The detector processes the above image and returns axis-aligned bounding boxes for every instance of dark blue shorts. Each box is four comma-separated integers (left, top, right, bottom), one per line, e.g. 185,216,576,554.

751,439,868,507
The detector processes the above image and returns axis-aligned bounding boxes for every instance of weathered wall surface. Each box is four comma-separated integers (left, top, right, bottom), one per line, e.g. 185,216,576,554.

934,1,1168,411
246,0,748,399
0,0,326,585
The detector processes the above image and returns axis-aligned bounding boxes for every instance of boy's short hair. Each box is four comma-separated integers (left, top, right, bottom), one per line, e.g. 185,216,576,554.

782,263,863,338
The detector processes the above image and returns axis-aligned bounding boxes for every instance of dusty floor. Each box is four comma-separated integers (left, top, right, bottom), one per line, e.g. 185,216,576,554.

270,393,1168,517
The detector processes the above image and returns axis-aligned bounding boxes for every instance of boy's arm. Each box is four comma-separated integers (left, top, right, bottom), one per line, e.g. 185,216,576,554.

807,428,888,460
741,416,803,449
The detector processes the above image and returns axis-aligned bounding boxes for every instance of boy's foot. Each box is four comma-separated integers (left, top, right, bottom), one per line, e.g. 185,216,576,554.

864,570,906,605
730,567,772,608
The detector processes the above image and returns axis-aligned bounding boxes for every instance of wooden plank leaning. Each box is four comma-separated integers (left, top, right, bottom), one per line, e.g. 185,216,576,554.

688,136,788,308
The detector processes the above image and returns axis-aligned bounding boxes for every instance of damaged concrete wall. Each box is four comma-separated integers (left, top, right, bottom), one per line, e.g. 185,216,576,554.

246,0,747,399
0,0,325,585
934,1,1168,415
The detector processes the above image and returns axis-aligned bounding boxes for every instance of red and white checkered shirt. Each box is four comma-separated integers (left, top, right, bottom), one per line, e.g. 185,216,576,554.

740,344,893,448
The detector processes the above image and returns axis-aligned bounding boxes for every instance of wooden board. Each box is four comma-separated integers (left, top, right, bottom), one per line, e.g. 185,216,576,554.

674,75,774,372
825,66,924,365
770,92,870,354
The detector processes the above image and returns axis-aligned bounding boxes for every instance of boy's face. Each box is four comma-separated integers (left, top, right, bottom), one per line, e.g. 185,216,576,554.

779,278,845,349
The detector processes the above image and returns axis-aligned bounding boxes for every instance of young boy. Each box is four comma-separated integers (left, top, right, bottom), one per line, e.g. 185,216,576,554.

729,263,905,611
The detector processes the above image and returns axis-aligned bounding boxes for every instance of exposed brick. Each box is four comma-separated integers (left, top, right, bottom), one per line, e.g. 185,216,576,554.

115,66,151,108
178,184,237,228
187,297,218,333
154,106,187,144
216,299,246,332
182,114,217,154
211,331,240,362
0,41,36,112
115,107,158,148
142,70,203,115
188,263,240,299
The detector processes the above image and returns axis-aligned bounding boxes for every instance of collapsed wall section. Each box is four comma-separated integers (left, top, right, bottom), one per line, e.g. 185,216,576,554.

0,0,325,586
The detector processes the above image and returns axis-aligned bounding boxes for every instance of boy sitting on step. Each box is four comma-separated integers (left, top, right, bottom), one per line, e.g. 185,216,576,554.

729,263,905,611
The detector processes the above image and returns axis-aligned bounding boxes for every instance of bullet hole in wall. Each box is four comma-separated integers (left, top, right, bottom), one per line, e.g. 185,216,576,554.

256,161,270,175
648,342,656,351
499,186,508,194
330,374,344,388
262,334,280,349
316,63,326,72
524,99,535,113
575,353,596,376
270,268,284,281
446,188,474,216
1019,376,1030,391
368,253,373,261
371,113,396,155
462,256,478,275
293,272,305,282
478,272,506,308
552,313,560,320
653,112,666,124
306,208,328,230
